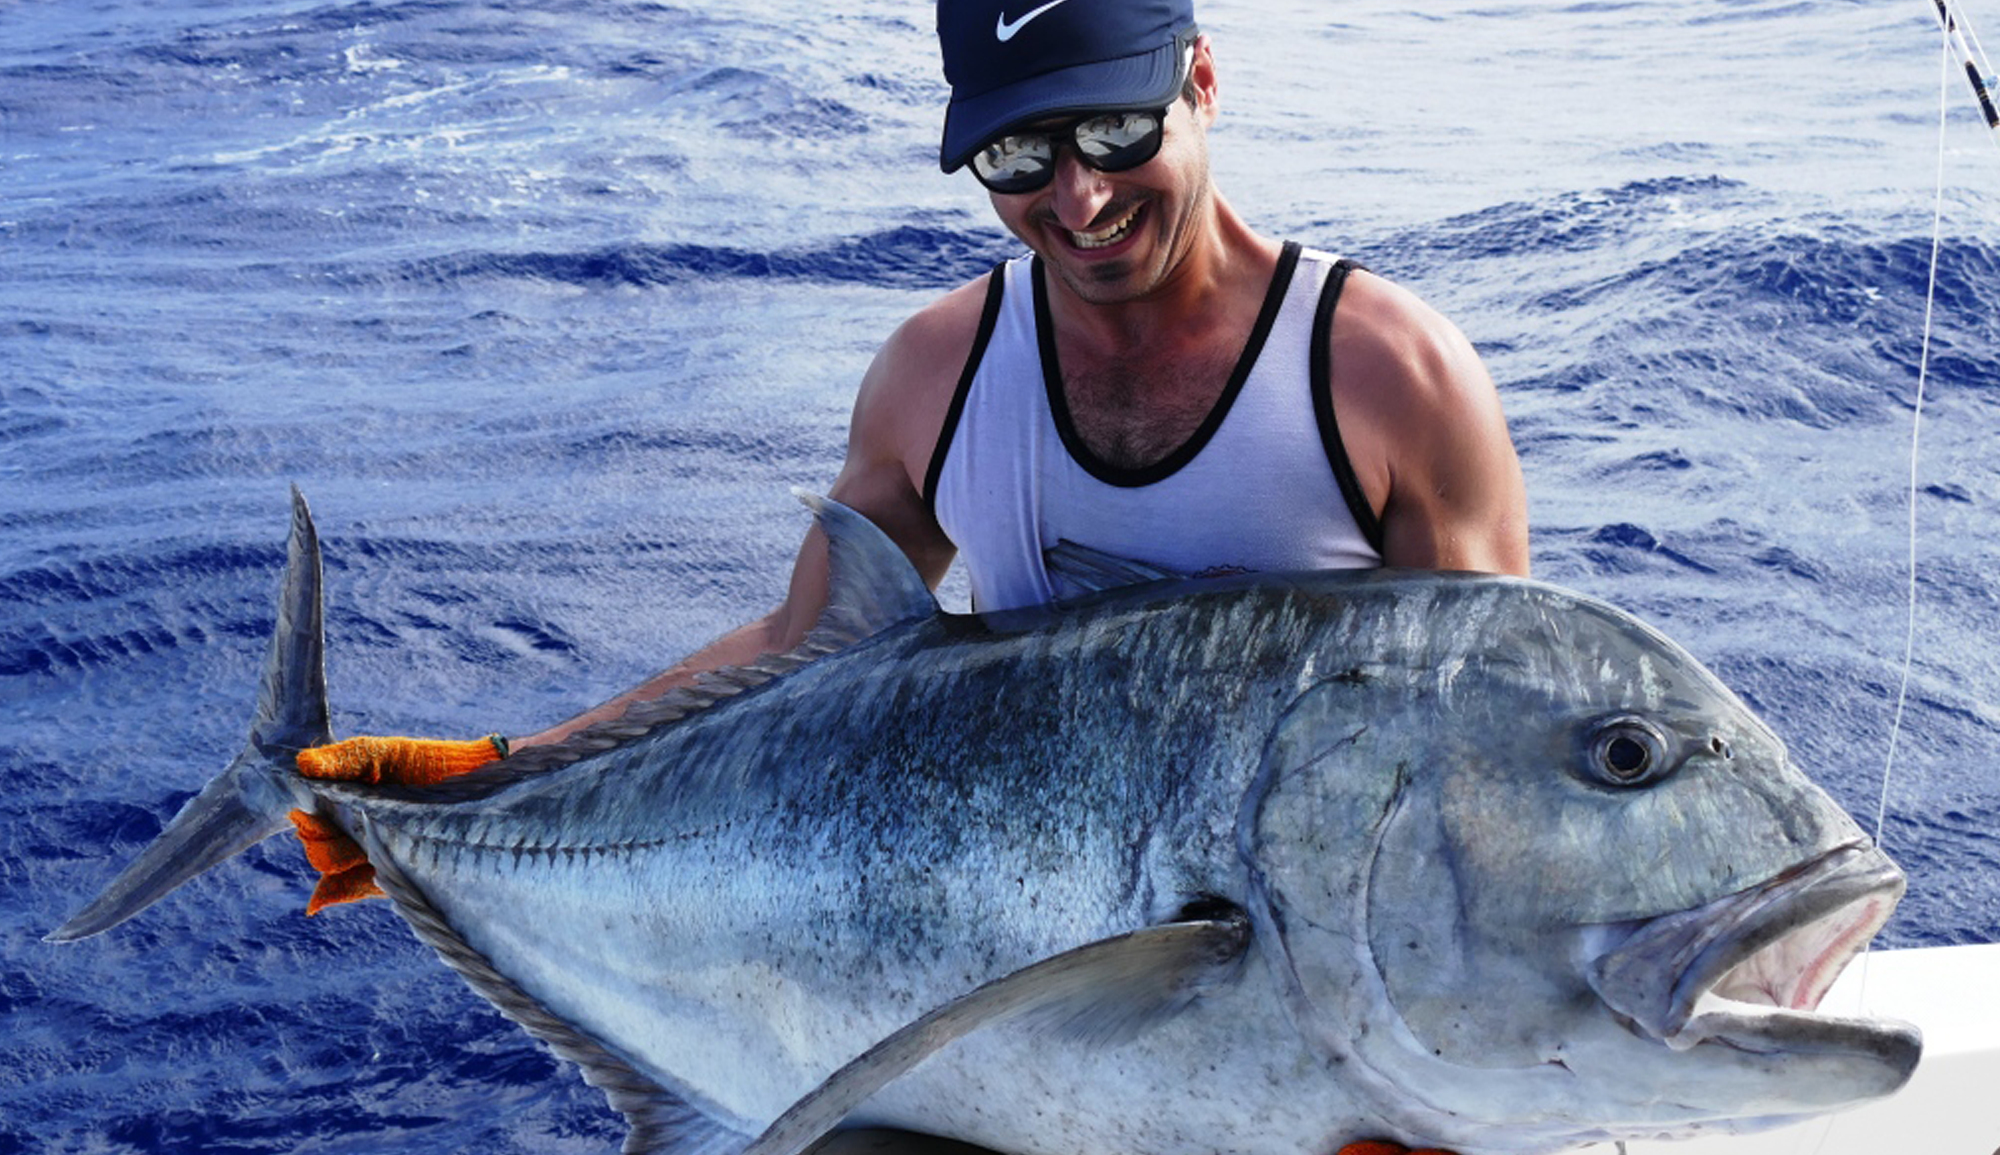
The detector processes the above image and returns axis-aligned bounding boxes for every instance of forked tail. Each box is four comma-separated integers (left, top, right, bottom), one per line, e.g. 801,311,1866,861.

46,486,332,942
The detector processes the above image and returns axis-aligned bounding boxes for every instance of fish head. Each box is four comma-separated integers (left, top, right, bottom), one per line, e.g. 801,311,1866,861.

1239,573,1919,1153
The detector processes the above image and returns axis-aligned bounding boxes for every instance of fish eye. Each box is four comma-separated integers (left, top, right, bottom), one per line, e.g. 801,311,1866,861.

1584,715,1675,787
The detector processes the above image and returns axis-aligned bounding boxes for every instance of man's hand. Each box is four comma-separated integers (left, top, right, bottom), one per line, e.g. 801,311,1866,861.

296,734,510,786
288,808,385,914
286,734,509,914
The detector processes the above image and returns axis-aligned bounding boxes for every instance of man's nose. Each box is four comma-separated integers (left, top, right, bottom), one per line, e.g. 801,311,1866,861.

1048,151,1114,232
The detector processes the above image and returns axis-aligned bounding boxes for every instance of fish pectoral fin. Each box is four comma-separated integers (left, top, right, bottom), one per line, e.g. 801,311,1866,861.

1014,904,1252,1047
743,910,1252,1155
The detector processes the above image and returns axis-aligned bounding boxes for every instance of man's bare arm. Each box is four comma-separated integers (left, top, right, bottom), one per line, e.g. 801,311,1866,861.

1331,272,1530,577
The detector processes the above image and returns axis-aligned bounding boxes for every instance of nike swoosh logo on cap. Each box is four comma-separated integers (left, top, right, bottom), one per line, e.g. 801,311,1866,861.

995,0,1074,41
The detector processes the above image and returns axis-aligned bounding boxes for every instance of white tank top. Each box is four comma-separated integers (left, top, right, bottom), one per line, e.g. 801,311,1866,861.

924,242,1384,612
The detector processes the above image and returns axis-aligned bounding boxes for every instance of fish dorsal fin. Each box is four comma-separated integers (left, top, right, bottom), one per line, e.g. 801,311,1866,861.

363,838,751,1155
741,909,1251,1155
1042,539,1185,601
795,490,937,651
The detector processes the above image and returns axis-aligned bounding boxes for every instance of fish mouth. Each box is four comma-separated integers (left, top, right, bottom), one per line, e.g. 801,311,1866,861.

1586,843,1920,1067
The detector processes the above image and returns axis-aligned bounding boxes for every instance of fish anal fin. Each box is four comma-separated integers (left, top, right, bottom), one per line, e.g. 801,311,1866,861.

610,1080,749,1155
745,910,1251,1155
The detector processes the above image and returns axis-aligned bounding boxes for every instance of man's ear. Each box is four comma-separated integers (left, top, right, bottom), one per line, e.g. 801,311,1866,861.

1187,33,1219,123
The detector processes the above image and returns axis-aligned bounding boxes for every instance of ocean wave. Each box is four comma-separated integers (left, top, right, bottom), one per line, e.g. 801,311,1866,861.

1396,175,1754,262
0,590,269,678
662,63,868,138
1420,177,2000,429
0,541,277,610
391,224,1015,290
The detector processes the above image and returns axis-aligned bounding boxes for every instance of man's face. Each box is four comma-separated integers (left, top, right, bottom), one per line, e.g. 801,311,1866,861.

983,39,1218,307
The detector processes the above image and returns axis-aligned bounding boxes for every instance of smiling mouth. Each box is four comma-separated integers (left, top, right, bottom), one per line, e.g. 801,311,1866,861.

1068,204,1142,250
1585,843,1920,1070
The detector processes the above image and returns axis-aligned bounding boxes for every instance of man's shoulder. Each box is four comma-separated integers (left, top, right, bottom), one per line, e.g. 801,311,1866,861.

1330,268,1486,399
855,267,1009,421
1334,268,1464,355
846,268,1008,480
881,268,1005,372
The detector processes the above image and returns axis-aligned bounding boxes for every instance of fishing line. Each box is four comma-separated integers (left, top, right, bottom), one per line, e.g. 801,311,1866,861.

1874,3,1963,854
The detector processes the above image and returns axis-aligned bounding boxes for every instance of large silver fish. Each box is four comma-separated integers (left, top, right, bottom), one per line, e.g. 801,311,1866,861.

50,489,1919,1155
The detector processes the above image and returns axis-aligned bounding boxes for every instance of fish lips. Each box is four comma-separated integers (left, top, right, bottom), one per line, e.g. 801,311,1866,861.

1584,842,1920,1079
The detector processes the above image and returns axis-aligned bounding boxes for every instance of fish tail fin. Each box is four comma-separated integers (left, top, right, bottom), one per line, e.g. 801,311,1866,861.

46,486,332,943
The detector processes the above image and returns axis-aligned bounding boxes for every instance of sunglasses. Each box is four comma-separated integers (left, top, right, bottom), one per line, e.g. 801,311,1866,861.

969,108,1168,195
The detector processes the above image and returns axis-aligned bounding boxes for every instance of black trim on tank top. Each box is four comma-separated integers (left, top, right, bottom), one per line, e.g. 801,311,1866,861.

922,264,1010,516
1310,258,1386,558
1034,240,1305,488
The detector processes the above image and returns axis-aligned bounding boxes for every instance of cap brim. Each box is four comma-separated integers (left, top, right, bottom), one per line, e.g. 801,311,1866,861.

940,38,1187,173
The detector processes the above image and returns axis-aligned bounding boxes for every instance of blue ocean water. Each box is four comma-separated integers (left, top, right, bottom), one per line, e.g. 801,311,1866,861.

3,0,1996,1150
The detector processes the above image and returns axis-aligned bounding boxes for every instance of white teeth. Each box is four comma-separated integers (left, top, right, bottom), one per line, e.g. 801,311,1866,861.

1070,205,1140,249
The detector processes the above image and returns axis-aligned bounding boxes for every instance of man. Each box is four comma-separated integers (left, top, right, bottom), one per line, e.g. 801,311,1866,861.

502,0,1525,749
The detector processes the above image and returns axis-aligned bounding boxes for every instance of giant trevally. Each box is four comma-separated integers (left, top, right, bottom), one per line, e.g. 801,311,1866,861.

49,488,1919,1155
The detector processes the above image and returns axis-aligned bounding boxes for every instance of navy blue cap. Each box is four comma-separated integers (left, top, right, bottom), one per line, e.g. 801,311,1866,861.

938,0,1197,173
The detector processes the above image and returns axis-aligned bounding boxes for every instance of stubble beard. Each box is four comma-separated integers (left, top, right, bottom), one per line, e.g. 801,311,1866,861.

1046,178,1213,309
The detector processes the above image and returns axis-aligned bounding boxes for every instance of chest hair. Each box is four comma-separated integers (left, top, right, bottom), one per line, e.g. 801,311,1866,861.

1060,347,1242,471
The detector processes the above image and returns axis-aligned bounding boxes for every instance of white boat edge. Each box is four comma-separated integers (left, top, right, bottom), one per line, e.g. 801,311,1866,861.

1612,942,2000,1154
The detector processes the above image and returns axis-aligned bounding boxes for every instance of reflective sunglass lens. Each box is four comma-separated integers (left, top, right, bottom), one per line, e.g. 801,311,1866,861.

1073,111,1163,172
972,135,1054,194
